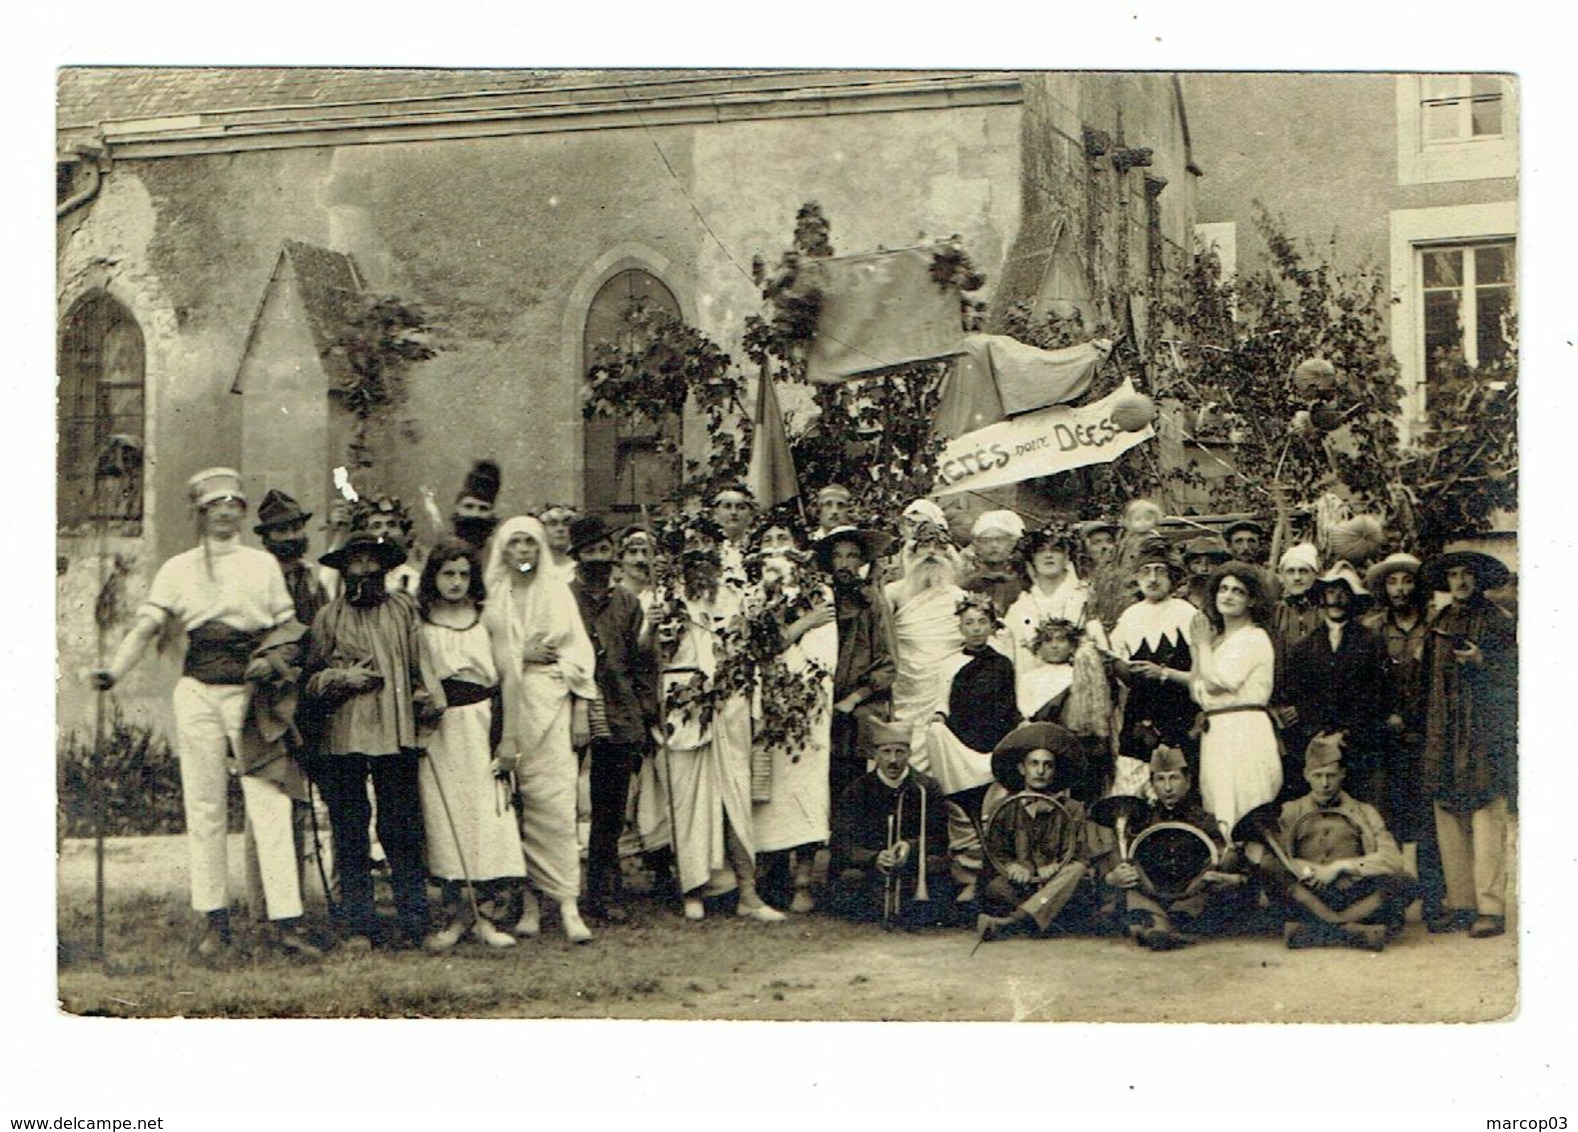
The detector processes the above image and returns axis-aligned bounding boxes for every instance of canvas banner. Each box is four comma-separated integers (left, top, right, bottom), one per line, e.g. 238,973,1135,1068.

804,247,965,383
933,379,1155,496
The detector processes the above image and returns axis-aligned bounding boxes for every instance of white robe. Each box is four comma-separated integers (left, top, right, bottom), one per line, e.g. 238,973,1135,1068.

884,582,995,795
751,620,837,852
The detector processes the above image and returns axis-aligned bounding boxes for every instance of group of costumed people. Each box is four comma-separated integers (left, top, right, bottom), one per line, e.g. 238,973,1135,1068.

92,462,1516,959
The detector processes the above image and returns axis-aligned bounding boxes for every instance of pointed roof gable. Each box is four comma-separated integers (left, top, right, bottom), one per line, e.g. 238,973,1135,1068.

231,240,363,393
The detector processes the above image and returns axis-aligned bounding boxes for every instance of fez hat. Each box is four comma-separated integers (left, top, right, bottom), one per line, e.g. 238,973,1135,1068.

457,459,501,506
253,488,312,534
972,509,1025,541
866,718,912,749
1182,535,1232,565
991,722,1083,794
1222,519,1265,542
1421,549,1512,595
188,467,246,510
1304,732,1345,771
568,514,615,556
1364,552,1422,595
320,530,407,573
813,525,895,572
1149,744,1188,775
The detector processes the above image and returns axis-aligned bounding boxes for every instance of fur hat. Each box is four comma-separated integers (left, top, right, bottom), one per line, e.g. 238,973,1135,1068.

457,459,501,507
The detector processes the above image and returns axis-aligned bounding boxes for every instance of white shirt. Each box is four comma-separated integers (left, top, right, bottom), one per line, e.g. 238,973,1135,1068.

139,540,295,633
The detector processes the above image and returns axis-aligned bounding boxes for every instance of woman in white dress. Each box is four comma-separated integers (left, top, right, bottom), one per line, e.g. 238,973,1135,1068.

1189,562,1282,830
745,520,837,913
486,516,599,944
415,538,524,950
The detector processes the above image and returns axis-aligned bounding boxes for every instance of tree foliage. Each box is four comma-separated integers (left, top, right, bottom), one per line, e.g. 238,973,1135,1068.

329,294,442,471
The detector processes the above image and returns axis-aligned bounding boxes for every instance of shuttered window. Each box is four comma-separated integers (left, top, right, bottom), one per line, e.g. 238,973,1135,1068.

58,293,145,533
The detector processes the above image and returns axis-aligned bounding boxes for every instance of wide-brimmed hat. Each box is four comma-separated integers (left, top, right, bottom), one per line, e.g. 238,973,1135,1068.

1222,519,1265,542
813,525,895,571
253,488,311,533
1182,535,1231,565
1076,519,1120,540
1421,549,1512,595
1311,559,1371,606
188,467,246,509
320,530,407,573
991,722,1083,793
1364,552,1422,595
568,514,616,555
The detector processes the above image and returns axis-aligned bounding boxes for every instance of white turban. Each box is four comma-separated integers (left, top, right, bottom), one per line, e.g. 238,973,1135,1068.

971,509,1025,541
1279,542,1320,573
901,499,946,528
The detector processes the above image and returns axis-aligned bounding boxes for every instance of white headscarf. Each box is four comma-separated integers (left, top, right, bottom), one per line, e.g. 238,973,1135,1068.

485,516,597,698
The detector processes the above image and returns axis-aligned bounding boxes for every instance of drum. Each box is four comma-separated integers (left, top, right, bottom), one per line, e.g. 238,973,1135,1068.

982,791,1078,879
1288,810,1365,866
1129,821,1221,901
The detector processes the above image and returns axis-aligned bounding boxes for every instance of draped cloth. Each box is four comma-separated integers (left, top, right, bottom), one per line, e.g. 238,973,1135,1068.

884,582,995,795
486,517,599,902
752,621,837,853
656,589,756,896
417,616,526,883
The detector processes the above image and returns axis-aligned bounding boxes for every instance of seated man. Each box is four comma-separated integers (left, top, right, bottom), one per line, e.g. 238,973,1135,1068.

1100,745,1245,950
828,720,953,928
1246,734,1418,951
976,722,1103,942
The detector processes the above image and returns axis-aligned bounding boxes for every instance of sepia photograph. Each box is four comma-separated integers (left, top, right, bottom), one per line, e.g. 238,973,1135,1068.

50,63,1526,1029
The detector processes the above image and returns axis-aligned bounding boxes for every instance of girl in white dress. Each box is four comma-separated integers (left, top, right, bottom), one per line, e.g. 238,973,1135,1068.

415,539,524,950
1190,563,1282,830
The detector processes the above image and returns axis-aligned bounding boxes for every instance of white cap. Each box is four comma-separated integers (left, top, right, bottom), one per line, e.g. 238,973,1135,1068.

971,509,1025,540
1279,542,1320,573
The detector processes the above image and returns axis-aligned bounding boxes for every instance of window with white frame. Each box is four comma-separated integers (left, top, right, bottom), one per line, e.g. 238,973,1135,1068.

1396,74,1517,185
1419,74,1506,145
1419,240,1516,381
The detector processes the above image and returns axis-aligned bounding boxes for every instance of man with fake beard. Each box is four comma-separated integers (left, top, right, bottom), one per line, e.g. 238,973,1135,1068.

94,468,316,959
301,530,441,948
813,525,896,810
1280,561,1387,806
568,514,657,923
255,488,329,628
653,519,784,922
451,458,501,554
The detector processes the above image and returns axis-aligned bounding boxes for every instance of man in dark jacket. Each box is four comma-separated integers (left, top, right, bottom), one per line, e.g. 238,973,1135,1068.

1280,561,1389,805
814,526,897,808
569,514,658,923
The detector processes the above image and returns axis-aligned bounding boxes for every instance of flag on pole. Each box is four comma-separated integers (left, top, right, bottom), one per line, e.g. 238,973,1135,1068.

747,364,800,508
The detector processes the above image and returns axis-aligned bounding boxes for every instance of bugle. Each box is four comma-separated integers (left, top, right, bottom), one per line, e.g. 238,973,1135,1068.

883,813,898,927
914,782,929,903
1090,794,1152,863
1231,802,1305,882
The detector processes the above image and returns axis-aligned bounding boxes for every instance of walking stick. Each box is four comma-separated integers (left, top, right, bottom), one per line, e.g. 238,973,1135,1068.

421,755,485,927
304,779,335,913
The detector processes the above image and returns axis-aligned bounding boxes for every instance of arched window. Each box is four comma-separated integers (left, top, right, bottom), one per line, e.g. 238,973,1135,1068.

582,269,682,516
58,293,145,532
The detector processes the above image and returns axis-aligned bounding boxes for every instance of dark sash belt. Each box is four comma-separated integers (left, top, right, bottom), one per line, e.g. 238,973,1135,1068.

440,678,495,708
184,622,266,685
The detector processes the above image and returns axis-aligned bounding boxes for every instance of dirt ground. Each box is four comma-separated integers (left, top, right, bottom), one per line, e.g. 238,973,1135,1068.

56,835,1518,1023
